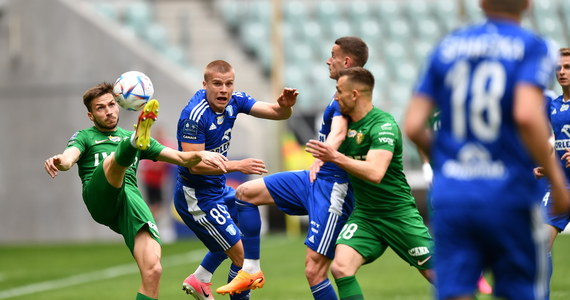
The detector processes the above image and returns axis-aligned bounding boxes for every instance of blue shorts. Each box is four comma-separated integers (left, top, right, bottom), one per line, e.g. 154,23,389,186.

264,170,354,259
432,204,548,300
174,180,240,252
542,190,570,232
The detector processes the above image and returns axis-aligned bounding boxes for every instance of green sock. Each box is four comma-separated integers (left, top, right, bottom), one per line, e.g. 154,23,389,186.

136,292,156,300
335,275,364,300
115,138,138,167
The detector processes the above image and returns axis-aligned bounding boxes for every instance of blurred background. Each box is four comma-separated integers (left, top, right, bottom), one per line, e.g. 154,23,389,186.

1,0,568,244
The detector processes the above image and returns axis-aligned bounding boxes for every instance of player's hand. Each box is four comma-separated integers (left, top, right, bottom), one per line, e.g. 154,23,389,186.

533,167,545,179
44,155,62,178
277,88,299,108
305,139,339,163
309,158,324,183
239,158,268,175
561,149,570,168
199,151,228,173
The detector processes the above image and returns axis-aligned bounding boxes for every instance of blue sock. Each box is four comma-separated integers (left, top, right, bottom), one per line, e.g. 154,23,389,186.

236,199,261,260
228,264,250,300
201,251,227,273
311,278,337,300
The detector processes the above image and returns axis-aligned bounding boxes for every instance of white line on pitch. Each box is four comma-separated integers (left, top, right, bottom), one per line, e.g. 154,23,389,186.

0,249,206,299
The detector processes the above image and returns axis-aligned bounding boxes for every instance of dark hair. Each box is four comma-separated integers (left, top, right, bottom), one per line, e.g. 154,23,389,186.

561,48,570,57
338,67,375,90
204,60,234,81
483,0,527,15
82,82,114,112
335,36,369,67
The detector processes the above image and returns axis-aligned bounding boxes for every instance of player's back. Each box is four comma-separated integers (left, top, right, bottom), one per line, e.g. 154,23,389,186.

418,19,557,208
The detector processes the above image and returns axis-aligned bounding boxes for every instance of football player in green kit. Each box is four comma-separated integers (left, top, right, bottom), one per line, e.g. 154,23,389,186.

306,67,434,300
44,82,228,300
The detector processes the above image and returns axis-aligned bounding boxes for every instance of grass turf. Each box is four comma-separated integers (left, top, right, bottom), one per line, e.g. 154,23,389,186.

1,234,570,299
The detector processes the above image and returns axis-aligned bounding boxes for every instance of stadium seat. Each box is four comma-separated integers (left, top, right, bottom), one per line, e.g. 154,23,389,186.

433,0,459,31
315,0,341,35
144,23,169,52
124,2,152,37
94,2,118,20
412,18,443,44
375,0,402,27
346,1,370,23
283,0,307,25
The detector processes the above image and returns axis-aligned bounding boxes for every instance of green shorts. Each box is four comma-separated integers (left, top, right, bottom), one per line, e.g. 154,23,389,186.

82,164,161,253
336,209,433,270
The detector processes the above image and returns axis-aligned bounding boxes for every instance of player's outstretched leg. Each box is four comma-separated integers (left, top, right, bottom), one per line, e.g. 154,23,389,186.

216,270,265,295
182,274,214,300
132,99,159,150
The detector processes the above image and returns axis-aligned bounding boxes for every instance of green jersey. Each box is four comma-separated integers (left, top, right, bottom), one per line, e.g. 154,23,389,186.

339,107,416,217
66,126,165,186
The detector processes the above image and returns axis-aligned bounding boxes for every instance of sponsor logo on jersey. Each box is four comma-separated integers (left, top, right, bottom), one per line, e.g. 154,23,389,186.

210,142,230,155
552,108,557,115
378,137,394,146
380,123,392,130
95,139,108,144
554,139,570,150
442,143,506,179
209,123,217,130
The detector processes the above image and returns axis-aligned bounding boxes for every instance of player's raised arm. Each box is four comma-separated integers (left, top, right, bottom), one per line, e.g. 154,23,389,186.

44,147,81,178
306,139,391,184
180,142,267,175
155,147,228,173
248,88,299,120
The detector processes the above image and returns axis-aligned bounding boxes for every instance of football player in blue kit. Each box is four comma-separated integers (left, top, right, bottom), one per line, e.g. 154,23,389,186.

534,47,570,300
217,37,367,300
175,60,298,300
404,0,570,299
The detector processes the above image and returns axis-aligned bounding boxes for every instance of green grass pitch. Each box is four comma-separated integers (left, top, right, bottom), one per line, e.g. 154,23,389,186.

1,234,570,299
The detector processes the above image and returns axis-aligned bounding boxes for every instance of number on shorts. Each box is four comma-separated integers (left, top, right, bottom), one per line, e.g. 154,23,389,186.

210,204,230,225
338,223,358,240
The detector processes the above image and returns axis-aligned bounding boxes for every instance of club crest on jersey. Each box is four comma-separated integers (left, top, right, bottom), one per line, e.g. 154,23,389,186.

109,136,121,142
356,133,364,144
347,130,357,138
561,104,569,112
226,224,237,236
216,115,224,125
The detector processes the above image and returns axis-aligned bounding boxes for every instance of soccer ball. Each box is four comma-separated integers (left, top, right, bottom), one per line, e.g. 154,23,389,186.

113,71,154,111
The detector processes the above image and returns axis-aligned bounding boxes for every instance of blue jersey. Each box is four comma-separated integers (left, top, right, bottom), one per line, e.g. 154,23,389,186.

415,19,557,209
176,89,256,191
316,97,349,181
548,94,570,180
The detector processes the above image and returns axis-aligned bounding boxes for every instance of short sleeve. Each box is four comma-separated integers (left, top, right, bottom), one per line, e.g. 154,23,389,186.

370,120,398,152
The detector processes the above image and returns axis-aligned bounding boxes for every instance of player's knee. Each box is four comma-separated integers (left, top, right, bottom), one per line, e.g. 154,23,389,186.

330,260,350,279
235,182,252,202
304,265,327,284
142,260,162,282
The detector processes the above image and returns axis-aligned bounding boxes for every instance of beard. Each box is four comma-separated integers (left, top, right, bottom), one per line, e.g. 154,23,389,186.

94,116,119,131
